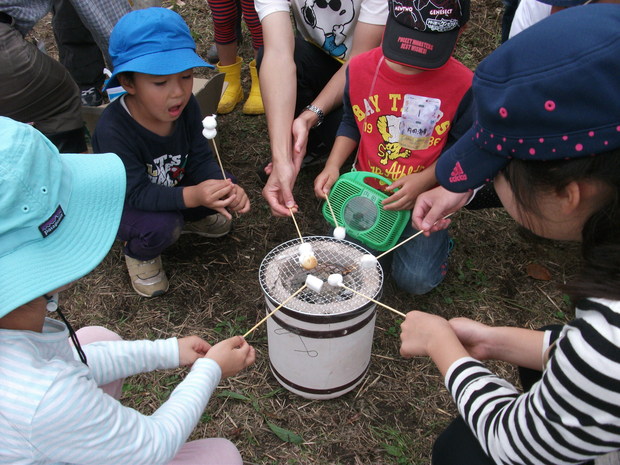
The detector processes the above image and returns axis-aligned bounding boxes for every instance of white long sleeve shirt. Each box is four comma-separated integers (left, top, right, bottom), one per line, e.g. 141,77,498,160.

0,318,221,465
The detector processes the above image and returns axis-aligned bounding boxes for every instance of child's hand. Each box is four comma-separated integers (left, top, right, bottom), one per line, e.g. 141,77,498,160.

178,336,212,367
183,179,235,218
314,165,339,198
382,173,428,211
448,317,494,361
226,184,251,214
206,335,255,379
400,311,452,358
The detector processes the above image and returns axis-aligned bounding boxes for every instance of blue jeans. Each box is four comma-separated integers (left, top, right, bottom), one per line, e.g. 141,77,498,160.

343,223,450,295
390,223,450,295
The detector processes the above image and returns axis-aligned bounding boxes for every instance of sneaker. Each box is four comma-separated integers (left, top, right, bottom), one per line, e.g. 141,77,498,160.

124,255,169,297
182,213,232,238
80,87,103,107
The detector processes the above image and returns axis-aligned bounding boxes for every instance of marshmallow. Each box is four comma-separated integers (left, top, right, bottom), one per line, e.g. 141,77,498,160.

333,226,346,240
202,115,217,130
202,128,217,139
327,274,343,287
298,243,313,256
360,254,377,269
305,274,323,293
300,253,318,270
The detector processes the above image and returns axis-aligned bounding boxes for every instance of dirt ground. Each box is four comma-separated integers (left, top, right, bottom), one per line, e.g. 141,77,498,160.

30,2,582,464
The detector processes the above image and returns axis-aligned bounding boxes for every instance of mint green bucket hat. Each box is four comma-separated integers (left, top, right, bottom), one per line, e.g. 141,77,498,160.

0,117,126,317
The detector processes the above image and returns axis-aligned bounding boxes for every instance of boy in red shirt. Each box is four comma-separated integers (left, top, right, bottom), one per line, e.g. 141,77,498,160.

314,0,473,295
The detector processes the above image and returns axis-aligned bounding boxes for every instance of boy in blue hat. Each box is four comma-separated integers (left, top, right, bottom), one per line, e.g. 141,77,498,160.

313,0,474,295
404,5,620,464
93,7,251,298
0,116,255,464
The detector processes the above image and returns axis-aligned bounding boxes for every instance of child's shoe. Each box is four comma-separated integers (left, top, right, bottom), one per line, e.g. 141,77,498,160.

216,57,244,114
124,255,169,297
182,213,232,238
242,59,264,115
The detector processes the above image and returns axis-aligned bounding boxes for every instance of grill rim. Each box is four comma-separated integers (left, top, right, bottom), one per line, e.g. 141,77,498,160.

259,236,384,316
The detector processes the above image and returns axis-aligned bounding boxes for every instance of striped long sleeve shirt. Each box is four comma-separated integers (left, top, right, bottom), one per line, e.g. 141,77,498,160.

0,318,222,465
446,297,620,464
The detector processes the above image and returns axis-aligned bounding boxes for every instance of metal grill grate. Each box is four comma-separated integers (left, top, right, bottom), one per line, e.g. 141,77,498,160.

259,237,383,315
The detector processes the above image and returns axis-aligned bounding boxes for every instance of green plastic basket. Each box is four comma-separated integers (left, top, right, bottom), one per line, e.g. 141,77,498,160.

322,171,410,251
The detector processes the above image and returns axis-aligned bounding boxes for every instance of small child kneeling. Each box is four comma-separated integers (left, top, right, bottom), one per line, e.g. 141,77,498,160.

93,8,251,297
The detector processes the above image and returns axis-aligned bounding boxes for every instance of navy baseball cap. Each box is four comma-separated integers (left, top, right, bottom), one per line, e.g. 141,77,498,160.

382,0,470,69
105,7,212,90
436,5,620,193
537,0,592,7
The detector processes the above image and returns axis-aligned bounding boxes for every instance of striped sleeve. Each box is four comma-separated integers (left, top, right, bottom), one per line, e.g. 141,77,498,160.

30,357,221,465
445,298,620,465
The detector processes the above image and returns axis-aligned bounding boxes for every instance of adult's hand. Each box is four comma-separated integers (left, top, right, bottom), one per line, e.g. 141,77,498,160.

262,157,299,216
412,185,471,234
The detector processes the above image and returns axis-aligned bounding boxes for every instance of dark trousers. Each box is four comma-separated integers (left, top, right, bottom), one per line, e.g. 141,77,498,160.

256,35,343,156
52,0,105,90
0,21,86,152
118,207,217,260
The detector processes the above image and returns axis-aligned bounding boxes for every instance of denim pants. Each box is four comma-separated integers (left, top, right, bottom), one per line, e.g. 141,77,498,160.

390,223,450,295
345,223,450,295
118,206,216,260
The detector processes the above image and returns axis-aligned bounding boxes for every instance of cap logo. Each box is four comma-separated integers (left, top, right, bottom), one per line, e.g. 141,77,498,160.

449,162,467,183
427,18,459,32
38,205,65,238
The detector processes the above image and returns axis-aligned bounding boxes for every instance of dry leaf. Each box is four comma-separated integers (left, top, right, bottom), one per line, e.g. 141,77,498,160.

526,263,552,281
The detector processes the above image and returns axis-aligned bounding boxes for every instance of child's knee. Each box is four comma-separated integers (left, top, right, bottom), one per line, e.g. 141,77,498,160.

392,267,446,295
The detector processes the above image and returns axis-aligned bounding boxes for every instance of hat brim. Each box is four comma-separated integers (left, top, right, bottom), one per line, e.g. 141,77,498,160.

104,48,214,90
537,0,587,6
436,125,510,193
382,15,460,69
0,152,126,317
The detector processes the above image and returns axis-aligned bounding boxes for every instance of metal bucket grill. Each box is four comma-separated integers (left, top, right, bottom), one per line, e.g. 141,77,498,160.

259,236,383,315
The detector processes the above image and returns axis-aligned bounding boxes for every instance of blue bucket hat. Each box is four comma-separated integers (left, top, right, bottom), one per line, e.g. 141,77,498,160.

104,7,213,90
0,118,126,317
436,5,620,193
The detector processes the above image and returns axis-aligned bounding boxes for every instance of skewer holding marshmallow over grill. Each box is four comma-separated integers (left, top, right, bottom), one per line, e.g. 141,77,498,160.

299,244,318,270
201,115,226,180
327,273,405,317
305,274,324,293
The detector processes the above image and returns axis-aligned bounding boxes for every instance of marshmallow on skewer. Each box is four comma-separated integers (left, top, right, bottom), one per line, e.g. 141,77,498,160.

327,273,343,287
202,115,218,139
298,243,313,255
202,114,217,130
360,254,378,269
300,254,318,270
333,226,346,240
305,274,324,293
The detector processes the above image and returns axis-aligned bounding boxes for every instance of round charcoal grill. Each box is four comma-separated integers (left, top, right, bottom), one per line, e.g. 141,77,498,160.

259,236,384,399
259,236,383,315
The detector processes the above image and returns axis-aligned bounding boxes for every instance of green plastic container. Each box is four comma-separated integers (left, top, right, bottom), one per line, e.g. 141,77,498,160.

322,171,410,251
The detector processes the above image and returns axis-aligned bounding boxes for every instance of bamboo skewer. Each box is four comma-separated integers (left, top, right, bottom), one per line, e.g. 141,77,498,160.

243,284,308,338
324,194,339,228
210,138,227,181
375,213,454,260
339,283,406,318
289,208,304,243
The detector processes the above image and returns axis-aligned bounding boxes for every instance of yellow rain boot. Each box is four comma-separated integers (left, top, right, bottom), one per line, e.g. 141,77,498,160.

216,57,244,114
242,59,264,115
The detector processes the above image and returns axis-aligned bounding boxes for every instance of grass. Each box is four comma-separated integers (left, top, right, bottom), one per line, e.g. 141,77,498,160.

26,0,584,463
